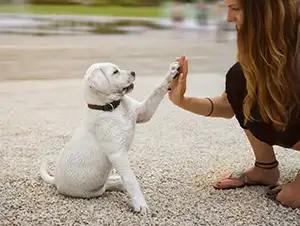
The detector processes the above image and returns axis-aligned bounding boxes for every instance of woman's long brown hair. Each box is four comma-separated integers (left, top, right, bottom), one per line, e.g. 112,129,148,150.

238,0,300,131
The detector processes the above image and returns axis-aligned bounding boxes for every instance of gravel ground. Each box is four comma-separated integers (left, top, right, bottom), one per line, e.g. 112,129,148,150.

1,31,300,225
1,75,300,225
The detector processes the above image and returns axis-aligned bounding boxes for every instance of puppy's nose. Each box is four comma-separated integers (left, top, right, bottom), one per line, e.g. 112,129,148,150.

130,71,135,77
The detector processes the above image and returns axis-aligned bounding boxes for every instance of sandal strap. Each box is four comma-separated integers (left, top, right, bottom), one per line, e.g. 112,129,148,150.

230,171,263,185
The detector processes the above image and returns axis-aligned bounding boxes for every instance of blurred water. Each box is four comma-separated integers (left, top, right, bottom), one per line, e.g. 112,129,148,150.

0,0,34,28
0,1,235,36
0,16,46,27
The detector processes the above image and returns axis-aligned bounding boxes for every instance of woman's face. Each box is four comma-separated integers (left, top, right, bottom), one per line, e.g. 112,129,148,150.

224,0,243,30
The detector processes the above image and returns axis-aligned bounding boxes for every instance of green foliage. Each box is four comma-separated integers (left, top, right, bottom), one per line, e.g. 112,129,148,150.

10,0,219,6
26,0,169,6
0,4,161,17
91,0,171,6
27,0,76,4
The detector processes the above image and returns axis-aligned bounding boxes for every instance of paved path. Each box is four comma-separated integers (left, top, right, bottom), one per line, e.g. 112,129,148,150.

0,30,236,81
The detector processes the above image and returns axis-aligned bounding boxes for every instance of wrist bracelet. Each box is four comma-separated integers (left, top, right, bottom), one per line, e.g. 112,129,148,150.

205,97,214,116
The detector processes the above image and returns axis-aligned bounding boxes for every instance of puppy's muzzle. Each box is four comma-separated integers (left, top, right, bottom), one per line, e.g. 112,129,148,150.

124,84,134,93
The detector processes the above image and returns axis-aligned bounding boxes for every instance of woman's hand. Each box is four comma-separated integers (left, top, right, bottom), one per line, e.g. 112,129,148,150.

168,56,188,107
167,56,234,118
274,180,300,208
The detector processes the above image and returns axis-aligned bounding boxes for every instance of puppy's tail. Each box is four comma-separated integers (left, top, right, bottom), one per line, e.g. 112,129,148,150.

40,160,55,185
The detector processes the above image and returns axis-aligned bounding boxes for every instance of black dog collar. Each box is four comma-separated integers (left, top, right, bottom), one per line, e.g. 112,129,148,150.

87,100,121,112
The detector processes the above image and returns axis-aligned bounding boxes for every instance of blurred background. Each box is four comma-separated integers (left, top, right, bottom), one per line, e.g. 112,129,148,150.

0,0,237,80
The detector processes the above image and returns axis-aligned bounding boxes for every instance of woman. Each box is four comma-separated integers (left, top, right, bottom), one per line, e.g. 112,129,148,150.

169,0,300,209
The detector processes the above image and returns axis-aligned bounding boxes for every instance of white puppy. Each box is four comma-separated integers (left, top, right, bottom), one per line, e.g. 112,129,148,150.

40,61,180,213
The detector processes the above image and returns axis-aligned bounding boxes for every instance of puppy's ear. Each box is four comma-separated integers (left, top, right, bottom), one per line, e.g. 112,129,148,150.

84,67,110,94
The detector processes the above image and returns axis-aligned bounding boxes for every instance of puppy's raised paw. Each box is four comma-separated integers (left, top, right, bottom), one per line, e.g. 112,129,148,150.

169,61,180,70
166,62,180,83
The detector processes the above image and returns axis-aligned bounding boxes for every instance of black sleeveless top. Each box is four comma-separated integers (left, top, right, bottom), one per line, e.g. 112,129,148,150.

225,62,300,148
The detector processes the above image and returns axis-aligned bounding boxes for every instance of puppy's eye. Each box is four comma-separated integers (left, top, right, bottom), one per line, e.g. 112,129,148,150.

113,70,119,75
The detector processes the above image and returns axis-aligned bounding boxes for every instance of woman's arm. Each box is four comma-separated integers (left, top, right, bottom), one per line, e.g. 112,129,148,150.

179,92,235,119
169,56,235,119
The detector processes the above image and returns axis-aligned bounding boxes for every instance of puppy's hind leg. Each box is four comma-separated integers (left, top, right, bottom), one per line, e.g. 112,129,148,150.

105,175,125,192
86,176,125,198
85,186,106,198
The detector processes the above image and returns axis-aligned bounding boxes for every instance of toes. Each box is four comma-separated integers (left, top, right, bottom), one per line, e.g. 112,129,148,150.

132,200,149,214
213,172,245,189
132,206,149,214
173,63,180,71
170,67,180,79
170,62,180,70
214,178,245,189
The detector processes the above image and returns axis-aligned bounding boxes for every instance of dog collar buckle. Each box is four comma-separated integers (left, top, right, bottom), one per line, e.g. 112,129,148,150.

108,103,114,111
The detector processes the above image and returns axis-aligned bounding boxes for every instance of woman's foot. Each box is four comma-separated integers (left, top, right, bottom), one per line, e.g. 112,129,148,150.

214,165,280,189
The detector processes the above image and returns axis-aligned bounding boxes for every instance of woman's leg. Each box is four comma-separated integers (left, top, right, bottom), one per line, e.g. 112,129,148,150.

214,130,280,189
291,140,300,150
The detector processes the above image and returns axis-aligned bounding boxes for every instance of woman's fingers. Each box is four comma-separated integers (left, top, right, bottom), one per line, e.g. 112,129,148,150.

170,56,187,91
169,77,179,90
183,58,188,79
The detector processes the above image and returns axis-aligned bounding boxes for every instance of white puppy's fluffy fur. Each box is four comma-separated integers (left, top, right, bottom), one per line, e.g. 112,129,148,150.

40,61,180,213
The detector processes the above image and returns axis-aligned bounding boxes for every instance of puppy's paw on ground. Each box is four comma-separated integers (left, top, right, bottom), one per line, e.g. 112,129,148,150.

132,199,150,214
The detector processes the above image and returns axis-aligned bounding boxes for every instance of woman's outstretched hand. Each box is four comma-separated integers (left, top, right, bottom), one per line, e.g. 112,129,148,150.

168,55,188,107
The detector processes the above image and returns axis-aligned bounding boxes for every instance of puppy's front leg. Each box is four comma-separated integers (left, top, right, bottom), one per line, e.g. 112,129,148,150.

108,151,149,213
136,62,180,123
